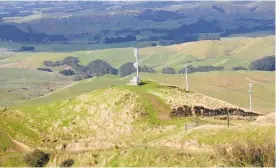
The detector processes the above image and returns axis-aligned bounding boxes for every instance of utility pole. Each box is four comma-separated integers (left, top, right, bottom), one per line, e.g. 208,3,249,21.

184,64,189,92
249,84,253,111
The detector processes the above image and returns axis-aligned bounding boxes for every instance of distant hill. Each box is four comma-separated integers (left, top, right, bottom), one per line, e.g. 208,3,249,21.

0,1,274,44
0,24,68,42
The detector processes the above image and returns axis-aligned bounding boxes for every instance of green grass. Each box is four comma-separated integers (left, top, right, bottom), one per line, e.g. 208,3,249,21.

141,71,275,114
0,35,274,71
0,131,14,153
0,79,273,167
0,152,27,167
180,125,274,146
0,68,72,105
12,74,129,107
49,146,220,167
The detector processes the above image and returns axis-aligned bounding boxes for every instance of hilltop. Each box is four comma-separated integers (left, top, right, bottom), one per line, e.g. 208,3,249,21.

0,36,274,113
0,81,273,166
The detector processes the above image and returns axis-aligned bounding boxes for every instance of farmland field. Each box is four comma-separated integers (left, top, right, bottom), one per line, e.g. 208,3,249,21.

0,36,274,71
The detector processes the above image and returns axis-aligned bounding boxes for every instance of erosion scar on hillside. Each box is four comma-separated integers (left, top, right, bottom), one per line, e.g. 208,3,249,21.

144,93,171,121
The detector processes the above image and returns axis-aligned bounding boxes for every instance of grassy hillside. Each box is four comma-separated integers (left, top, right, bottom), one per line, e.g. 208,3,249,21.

10,75,129,107
0,36,274,71
141,71,275,114
0,68,72,104
0,81,273,167
1,70,273,115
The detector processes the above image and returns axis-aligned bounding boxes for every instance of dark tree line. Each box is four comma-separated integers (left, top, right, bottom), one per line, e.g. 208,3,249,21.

104,35,136,44
178,65,224,74
231,66,247,71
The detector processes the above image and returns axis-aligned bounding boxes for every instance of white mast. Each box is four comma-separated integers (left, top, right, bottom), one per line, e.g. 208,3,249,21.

131,47,141,85
134,48,139,79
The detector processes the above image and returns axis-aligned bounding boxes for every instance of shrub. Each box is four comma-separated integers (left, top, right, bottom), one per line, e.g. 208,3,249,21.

24,149,50,167
37,67,52,72
59,69,75,76
43,60,64,67
60,159,74,167
215,141,275,167
249,56,275,71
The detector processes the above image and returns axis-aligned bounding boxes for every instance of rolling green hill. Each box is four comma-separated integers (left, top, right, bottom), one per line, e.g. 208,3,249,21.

0,36,274,71
0,81,274,166
141,71,275,114
8,75,129,107
0,68,72,104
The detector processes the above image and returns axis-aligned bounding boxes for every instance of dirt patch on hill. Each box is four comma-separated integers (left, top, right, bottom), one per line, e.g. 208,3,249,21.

144,93,170,121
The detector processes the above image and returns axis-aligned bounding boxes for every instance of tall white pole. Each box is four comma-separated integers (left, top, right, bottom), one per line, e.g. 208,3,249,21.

185,64,189,92
249,84,253,111
136,48,139,78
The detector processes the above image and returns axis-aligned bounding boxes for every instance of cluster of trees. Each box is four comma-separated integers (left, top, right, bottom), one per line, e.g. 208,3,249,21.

44,56,118,80
161,65,224,74
85,59,118,76
43,57,157,80
249,56,275,71
179,65,224,74
18,46,35,52
104,35,136,44
118,62,156,77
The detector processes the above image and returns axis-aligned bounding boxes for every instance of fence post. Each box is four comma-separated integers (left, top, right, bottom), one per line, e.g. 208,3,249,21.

227,109,230,128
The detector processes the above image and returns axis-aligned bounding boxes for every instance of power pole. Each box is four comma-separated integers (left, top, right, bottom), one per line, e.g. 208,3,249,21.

184,64,189,92
249,84,253,111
